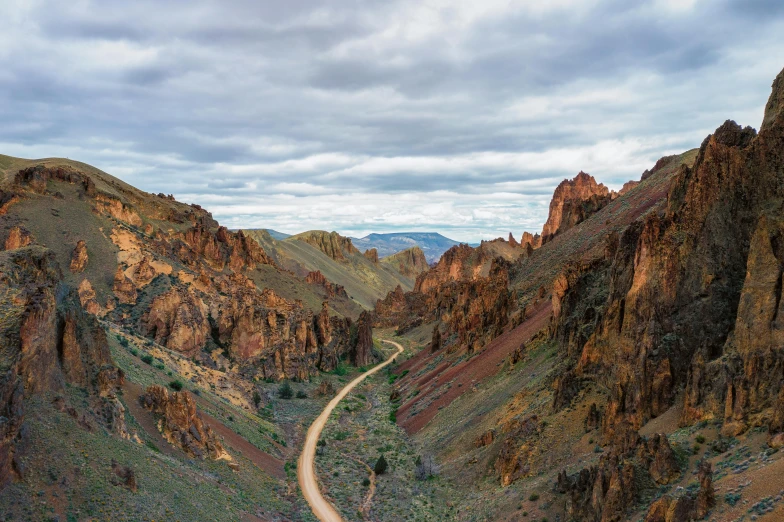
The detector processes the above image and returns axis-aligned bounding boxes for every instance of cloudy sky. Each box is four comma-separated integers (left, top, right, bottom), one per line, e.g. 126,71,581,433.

2,0,783,242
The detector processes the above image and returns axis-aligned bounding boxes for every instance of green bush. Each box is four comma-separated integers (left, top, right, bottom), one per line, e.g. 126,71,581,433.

141,355,153,365
169,380,183,391
278,381,293,399
253,391,262,407
362,477,371,487
528,493,539,502
374,454,388,475
296,390,308,399
695,434,706,444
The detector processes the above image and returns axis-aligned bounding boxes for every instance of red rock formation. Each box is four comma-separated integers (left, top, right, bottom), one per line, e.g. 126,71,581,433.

540,172,613,244
112,266,137,304
520,231,541,251
141,287,209,354
495,416,540,486
364,248,379,263
351,311,374,367
305,270,348,299
139,385,229,460
3,225,31,250
0,247,124,487
618,180,639,195
293,230,358,261
414,243,486,293
383,247,429,278
507,233,519,248
180,225,273,272
77,279,101,315
133,255,156,286
69,240,88,273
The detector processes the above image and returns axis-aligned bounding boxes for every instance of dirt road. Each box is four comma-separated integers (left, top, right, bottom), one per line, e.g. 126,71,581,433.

298,339,404,522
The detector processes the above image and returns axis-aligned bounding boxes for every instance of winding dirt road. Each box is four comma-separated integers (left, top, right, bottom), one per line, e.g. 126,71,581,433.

298,339,404,522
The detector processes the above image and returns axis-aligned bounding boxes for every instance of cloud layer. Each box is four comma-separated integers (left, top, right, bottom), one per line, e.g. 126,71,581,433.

2,0,783,241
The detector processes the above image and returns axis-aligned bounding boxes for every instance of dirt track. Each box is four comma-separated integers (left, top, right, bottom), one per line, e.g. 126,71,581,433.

298,340,404,522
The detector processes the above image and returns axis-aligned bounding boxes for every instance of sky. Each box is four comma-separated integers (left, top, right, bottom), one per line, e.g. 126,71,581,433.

1,1,784,242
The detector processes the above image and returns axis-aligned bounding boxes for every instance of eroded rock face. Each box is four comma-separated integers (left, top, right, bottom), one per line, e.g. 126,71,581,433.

133,255,156,286
180,225,273,272
383,247,429,278
69,240,88,273
113,266,137,304
351,311,374,367
495,416,540,486
541,172,614,244
521,231,541,251
294,230,358,261
141,287,209,354
0,246,124,487
414,244,486,293
3,225,32,250
643,461,714,522
139,385,229,460
364,248,379,263
305,270,348,299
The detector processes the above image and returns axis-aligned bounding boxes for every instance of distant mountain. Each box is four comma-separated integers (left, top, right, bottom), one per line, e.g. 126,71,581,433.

263,229,291,240
351,232,466,263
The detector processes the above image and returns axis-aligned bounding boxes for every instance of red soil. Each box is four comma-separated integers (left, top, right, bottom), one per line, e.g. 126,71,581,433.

397,300,552,434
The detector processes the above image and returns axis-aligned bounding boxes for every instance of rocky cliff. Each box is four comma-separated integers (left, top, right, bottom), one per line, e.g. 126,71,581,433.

540,171,614,244
381,246,429,278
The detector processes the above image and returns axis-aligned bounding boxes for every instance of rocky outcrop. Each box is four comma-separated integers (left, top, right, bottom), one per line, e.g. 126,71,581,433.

382,247,429,278
520,231,541,251
414,244,487,293
495,415,540,486
112,265,137,304
139,385,229,460
430,325,441,353
180,225,273,272
3,225,32,250
351,311,374,367
364,248,379,263
305,270,348,299
0,246,124,487
292,230,358,261
618,180,639,196
556,452,637,522
643,462,714,521
69,240,88,273
507,233,519,248
133,255,156,286
547,68,784,461
141,287,209,354
541,172,613,244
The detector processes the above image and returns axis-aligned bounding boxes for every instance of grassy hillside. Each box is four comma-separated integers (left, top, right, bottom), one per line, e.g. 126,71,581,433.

245,229,416,310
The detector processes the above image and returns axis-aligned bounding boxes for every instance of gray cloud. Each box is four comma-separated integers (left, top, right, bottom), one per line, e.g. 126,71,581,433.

1,0,783,241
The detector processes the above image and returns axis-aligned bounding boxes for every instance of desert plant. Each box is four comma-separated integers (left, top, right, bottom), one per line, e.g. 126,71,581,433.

296,390,307,399
168,380,183,391
253,390,262,407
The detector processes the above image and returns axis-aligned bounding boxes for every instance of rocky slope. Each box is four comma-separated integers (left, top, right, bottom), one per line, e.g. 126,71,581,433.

377,67,784,522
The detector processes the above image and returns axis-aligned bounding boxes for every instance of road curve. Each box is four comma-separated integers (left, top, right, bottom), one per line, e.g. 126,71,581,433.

298,339,404,522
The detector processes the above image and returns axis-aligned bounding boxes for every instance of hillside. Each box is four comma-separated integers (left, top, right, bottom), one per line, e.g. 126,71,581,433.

244,229,418,310
352,232,466,263
0,154,385,520
375,67,784,522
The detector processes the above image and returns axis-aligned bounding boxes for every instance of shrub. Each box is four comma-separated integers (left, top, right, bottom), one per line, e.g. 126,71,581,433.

528,493,539,502
168,380,183,391
119,337,129,348
253,391,262,407
362,477,371,487
296,390,308,399
141,355,153,365
374,454,388,475
278,381,293,399
695,434,706,444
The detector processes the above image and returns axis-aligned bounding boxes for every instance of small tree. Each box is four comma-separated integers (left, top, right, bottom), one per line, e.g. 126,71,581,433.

278,381,293,399
168,380,183,391
296,390,308,399
253,390,262,408
374,454,388,475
